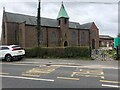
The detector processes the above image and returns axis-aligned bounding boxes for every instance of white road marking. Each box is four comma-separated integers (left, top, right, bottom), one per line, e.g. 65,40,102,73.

102,84,120,88
80,69,82,71
71,72,76,77
0,62,45,67
0,75,54,82
100,80,120,84
57,77,79,80
14,62,40,64
0,72,9,75
101,76,105,79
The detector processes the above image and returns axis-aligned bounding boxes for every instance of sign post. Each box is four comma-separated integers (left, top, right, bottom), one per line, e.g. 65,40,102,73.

114,38,120,60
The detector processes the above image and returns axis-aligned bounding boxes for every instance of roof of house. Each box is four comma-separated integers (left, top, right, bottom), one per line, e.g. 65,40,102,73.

80,22,93,29
99,35,114,39
57,3,69,19
4,12,93,29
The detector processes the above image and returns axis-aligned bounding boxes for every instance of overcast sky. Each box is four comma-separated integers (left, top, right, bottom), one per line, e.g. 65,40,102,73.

0,0,119,39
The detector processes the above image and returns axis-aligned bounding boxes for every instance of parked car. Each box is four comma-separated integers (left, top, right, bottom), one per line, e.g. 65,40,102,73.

0,45,25,62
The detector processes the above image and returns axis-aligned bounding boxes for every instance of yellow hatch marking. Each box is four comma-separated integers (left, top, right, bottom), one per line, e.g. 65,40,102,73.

71,68,104,79
22,74,40,77
22,66,58,77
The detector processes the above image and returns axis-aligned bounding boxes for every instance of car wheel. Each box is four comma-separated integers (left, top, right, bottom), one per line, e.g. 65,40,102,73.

5,54,12,62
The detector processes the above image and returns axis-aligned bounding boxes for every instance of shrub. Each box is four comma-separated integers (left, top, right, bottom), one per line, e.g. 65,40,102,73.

64,47,90,58
25,46,90,59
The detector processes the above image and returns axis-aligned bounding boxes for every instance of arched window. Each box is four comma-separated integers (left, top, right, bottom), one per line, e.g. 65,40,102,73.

81,32,86,46
65,18,67,24
51,31,57,43
71,31,77,46
58,20,60,25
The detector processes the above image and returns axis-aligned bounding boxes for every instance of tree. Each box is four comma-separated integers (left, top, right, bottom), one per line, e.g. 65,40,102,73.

118,33,120,37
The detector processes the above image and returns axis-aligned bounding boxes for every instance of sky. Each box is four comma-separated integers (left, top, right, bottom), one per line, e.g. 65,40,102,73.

0,0,119,39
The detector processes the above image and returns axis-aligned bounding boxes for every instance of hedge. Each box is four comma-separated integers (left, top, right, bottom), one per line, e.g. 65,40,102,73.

25,46,90,58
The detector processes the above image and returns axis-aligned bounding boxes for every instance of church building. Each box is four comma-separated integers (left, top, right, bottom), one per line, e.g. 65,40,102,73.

1,3,99,49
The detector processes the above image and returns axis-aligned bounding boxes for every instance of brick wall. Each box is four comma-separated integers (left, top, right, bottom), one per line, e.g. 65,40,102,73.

79,30,89,47
69,29,78,46
58,18,70,47
90,23,99,49
6,22,19,45
1,20,99,49
24,25,37,48
99,38,114,47
19,22,26,48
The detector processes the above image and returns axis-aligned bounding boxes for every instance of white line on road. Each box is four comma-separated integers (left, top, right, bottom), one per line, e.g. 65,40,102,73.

0,72,9,75
0,62,45,67
0,75,54,82
102,84,120,88
14,62,40,64
100,80,120,84
57,77,79,80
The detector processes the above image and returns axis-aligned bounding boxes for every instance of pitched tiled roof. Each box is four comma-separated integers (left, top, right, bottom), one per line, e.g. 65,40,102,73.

80,22,93,29
99,35,114,39
5,12,80,29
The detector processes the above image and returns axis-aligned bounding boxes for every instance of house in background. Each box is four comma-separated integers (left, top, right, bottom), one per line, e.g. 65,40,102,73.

99,35,114,49
1,3,99,49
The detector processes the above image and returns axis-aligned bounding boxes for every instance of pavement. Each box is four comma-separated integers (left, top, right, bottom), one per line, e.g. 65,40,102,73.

12,58,119,69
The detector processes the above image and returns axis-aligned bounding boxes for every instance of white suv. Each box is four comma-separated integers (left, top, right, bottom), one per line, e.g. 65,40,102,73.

0,45,25,62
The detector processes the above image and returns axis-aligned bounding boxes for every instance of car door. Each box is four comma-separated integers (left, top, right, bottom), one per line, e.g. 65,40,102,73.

1,47,10,59
0,47,2,59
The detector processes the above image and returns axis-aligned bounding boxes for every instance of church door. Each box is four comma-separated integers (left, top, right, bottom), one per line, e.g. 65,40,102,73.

64,41,68,47
92,39,95,49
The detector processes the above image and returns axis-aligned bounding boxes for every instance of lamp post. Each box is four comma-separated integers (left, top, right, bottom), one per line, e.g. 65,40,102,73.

89,30,91,57
37,0,41,46
116,46,120,60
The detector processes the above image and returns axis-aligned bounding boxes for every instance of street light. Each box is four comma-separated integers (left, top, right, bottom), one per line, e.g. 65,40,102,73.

37,0,41,47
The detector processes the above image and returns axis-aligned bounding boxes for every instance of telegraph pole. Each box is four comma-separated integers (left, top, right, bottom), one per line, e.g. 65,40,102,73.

37,0,41,46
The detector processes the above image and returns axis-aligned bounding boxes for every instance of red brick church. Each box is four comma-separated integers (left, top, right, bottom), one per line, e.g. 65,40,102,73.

1,2,99,49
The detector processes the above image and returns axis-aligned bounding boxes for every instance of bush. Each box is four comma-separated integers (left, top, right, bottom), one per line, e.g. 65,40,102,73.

64,47,90,58
25,46,90,59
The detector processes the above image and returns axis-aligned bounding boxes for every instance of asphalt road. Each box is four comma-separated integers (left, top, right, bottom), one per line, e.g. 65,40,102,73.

0,59,119,88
